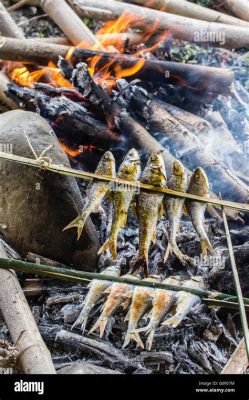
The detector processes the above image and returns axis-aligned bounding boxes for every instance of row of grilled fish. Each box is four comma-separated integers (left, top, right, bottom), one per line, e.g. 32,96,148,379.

64,149,215,276
72,265,204,350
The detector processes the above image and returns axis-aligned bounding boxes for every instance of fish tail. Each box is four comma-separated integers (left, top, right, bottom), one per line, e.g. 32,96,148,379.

161,315,182,328
97,236,117,260
123,331,144,349
130,251,149,277
164,242,172,262
146,328,156,351
71,311,88,334
63,212,88,240
201,238,215,256
89,318,108,338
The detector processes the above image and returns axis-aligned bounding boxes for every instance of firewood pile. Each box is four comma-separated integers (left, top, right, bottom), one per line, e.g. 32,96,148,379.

0,0,249,376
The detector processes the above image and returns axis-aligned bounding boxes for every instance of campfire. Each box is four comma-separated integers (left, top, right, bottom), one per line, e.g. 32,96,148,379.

0,0,249,379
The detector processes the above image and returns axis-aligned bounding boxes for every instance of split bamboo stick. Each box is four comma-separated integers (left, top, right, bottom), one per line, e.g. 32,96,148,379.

0,257,249,306
0,2,25,39
0,151,249,213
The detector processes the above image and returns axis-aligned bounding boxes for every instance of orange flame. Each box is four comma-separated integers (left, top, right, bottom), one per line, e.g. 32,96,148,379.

10,11,170,92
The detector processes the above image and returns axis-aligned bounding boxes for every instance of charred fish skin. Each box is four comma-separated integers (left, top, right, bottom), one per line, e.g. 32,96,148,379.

133,152,167,277
98,148,141,260
134,276,182,350
185,167,215,256
71,264,120,334
63,151,116,239
89,274,140,338
123,276,161,349
164,160,191,265
162,276,204,328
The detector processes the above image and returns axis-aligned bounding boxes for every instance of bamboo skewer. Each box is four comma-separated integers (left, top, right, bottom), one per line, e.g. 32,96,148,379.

222,205,249,363
0,151,249,213
0,257,249,307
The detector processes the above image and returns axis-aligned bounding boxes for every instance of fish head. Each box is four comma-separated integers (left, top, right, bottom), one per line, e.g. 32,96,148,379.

191,275,205,288
96,151,116,176
118,148,141,180
142,151,167,187
172,160,185,177
188,167,209,195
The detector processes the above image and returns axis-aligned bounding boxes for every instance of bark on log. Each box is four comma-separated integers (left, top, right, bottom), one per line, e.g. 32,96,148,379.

66,0,249,49
126,86,249,203
0,2,25,39
217,0,249,23
0,37,234,93
128,0,249,27
0,240,56,374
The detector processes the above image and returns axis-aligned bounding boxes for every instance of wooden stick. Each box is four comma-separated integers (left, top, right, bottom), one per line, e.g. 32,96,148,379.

66,0,249,49
128,0,249,27
0,2,25,39
0,241,56,374
222,206,249,364
222,339,249,374
0,256,249,305
216,0,249,23
0,37,234,93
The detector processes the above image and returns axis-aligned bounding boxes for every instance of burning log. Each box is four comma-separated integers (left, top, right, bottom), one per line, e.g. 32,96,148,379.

0,340,19,369
0,240,56,374
66,0,249,49
222,339,248,374
0,71,20,109
0,38,235,93
157,101,211,134
0,2,25,39
215,0,249,23
127,0,249,27
126,86,249,203
0,110,99,271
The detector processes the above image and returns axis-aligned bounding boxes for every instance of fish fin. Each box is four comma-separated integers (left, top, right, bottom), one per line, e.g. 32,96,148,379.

130,195,138,215
107,191,114,202
63,213,88,240
123,291,133,299
164,242,172,263
133,325,149,334
72,314,88,334
122,300,130,311
103,287,111,295
158,202,164,219
146,328,156,351
152,227,157,245
130,253,149,277
89,318,108,338
123,331,144,349
161,315,182,328
97,237,117,259
124,309,130,322
201,238,215,256
182,204,188,216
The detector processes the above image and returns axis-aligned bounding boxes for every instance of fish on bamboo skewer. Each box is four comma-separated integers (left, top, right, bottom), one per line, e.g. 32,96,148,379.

89,274,140,338
63,151,115,239
72,264,121,333
123,275,161,349
164,160,193,265
131,151,167,277
162,276,204,328
185,167,215,257
134,276,182,350
98,148,141,260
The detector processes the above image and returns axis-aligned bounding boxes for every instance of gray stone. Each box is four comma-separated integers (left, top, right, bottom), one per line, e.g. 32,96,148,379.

0,110,99,271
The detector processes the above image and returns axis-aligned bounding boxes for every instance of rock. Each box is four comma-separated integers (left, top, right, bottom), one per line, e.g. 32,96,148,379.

0,110,99,271
57,361,122,374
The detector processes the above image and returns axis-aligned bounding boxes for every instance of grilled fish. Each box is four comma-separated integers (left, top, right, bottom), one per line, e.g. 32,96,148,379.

185,167,215,256
133,151,167,276
164,160,190,265
89,274,140,338
162,276,204,328
71,264,120,333
123,276,161,349
134,276,182,350
98,148,141,259
63,151,116,239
